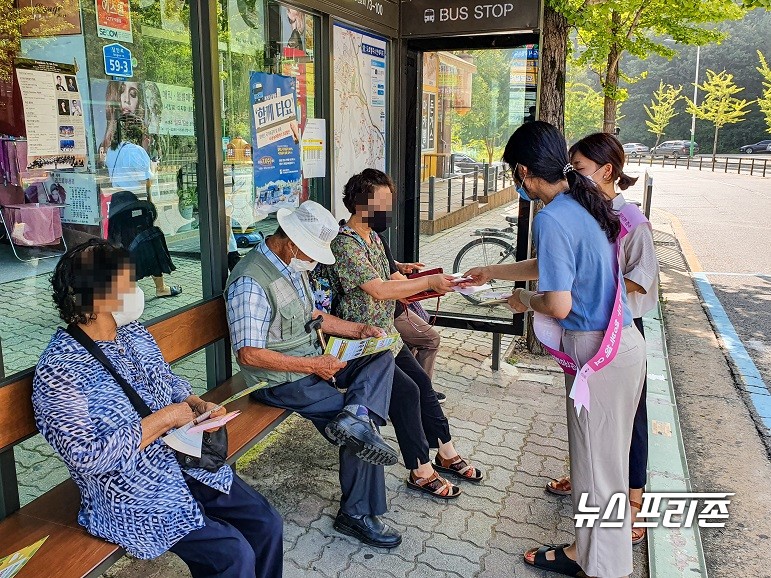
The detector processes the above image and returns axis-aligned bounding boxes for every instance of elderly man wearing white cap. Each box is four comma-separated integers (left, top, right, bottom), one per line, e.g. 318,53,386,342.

225,200,402,548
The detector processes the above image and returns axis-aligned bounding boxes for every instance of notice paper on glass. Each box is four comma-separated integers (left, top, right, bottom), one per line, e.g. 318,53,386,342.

0,536,48,578
324,333,400,362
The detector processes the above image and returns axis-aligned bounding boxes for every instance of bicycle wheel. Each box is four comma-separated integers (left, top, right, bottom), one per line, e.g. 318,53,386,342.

452,237,518,304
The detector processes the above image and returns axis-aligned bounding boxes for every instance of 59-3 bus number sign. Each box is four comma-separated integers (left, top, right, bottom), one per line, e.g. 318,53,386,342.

103,43,133,78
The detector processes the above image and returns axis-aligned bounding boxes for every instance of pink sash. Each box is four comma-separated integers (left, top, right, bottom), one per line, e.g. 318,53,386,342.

533,204,649,415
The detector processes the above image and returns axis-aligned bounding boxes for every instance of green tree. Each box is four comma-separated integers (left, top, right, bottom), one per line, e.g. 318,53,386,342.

455,50,513,164
757,51,771,134
686,70,754,161
564,81,604,143
566,0,743,132
644,81,683,148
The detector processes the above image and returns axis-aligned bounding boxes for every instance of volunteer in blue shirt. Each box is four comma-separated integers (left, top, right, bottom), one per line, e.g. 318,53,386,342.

463,121,646,578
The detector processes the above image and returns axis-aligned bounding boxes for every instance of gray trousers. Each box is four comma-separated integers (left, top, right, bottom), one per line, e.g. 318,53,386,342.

563,326,646,578
393,310,441,380
252,351,394,517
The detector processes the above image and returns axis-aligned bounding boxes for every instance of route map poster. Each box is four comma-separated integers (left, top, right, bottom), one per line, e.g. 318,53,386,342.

332,24,387,218
250,72,302,212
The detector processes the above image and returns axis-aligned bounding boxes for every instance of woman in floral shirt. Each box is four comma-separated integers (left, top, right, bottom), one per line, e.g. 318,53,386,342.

319,169,484,499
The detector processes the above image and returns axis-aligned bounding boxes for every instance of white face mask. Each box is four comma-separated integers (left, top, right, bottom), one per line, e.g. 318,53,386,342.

112,286,145,327
288,246,317,273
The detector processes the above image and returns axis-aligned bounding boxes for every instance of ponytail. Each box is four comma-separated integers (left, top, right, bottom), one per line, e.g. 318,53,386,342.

565,170,621,242
617,172,638,191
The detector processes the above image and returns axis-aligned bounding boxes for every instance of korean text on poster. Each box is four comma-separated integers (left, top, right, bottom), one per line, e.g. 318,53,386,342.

96,0,133,44
250,72,302,213
47,172,100,225
14,58,87,170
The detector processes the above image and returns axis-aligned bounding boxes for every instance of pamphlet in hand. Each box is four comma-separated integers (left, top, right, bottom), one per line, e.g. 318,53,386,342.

449,273,493,296
324,333,401,362
0,536,48,578
162,382,266,456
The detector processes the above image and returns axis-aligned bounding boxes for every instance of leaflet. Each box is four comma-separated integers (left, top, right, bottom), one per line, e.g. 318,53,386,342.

324,333,401,361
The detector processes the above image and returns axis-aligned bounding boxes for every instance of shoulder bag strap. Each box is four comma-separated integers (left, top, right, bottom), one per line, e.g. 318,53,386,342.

65,324,153,418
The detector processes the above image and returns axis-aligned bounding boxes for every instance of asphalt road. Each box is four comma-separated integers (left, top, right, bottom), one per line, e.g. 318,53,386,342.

625,166,771,390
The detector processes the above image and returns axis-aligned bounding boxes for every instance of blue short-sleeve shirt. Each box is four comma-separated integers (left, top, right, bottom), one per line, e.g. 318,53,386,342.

534,192,632,331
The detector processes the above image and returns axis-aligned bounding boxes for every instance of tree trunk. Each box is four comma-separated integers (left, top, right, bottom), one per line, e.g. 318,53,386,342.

602,13,622,133
712,126,719,163
524,2,568,356
654,134,662,148
538,3,568,131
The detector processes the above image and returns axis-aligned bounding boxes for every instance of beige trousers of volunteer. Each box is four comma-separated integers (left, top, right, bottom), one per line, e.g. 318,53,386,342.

563,325,646,578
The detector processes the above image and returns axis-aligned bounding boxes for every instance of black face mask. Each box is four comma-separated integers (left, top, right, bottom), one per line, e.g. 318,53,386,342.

365,210,392,233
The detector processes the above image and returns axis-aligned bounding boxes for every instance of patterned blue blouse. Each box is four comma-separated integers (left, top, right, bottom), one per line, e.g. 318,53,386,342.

32,322,233,559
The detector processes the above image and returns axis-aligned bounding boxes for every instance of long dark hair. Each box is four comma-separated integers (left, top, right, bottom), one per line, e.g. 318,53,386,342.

503,121,620,242
569,132,638,190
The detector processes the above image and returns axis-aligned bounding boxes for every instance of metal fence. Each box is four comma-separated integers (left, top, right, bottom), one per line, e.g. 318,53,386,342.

628,154,770,177
422,163,512,220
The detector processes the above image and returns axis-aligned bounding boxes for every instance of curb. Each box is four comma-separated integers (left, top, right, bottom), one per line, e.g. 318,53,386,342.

645,304,708,578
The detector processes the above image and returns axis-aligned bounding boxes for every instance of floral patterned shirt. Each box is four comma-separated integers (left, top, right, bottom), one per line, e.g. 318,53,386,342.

327,226,403,353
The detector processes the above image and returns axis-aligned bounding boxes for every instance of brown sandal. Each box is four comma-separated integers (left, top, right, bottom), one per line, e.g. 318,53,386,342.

406,470,462,499
546,475,572,496
433,454,484,482
630,500,647,545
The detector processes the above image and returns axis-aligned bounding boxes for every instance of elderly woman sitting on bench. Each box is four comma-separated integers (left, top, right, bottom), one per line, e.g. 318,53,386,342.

32,239,283,578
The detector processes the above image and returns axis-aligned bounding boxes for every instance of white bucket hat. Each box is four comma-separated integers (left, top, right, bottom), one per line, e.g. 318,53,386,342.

277,201,339,264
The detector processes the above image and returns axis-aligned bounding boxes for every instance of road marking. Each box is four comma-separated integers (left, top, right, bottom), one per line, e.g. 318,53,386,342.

701,272,771,279
663,211,703,272
692,272,771,431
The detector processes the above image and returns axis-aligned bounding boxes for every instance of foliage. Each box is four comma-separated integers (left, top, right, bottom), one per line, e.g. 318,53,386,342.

0,0,78,80
619,9,771,152
685,69,754,160
757,50,771,134
454,50,514,164
644,81,683,147
564,80,604,143
553,0,744,131
177,185,198,208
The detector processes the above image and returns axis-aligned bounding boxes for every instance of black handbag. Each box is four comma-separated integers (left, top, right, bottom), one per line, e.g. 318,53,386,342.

66,324,228,472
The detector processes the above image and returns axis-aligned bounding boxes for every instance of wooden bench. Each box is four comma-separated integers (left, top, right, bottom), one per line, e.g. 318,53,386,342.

0,298,289,577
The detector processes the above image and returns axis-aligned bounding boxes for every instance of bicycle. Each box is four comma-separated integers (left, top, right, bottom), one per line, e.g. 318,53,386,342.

452,214,519,304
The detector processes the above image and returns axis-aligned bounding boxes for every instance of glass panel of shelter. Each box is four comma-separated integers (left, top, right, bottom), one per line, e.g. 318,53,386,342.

416,46,538,322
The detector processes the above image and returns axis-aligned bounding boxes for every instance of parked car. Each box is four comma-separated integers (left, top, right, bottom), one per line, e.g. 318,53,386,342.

622,142,650,157
650,140,699,158
739,140,771,154
451,153,485,173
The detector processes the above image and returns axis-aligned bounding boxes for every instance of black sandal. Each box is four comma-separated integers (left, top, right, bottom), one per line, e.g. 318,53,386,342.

157,285,182,298
524,543,587,577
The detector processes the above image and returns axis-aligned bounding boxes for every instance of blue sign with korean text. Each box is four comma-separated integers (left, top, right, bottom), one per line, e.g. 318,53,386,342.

103,43,133,78
250,72,302,212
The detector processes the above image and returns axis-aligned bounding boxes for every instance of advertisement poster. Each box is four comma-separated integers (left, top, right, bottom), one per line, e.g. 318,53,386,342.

508,46,528,125
421,92,436,152
145,82,195,136
15,59,87,170
19,0,82,37
332,24,387,218
301,118,326,179
46,172,100,225
250,72,302,212
96,0,133,44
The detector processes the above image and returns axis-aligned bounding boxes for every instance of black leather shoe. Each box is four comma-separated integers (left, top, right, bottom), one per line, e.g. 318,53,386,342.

333,511,402,548
324,410,399,466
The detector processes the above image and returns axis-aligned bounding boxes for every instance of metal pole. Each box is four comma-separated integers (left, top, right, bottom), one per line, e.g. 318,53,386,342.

483,163,490,195
690,46,700,157
461,173,466,206
473,168,479,200
428,176,435,221
447,177,452,214
491,333,501,371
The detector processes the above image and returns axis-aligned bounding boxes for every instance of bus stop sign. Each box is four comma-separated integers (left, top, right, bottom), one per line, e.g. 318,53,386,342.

103,43,133,78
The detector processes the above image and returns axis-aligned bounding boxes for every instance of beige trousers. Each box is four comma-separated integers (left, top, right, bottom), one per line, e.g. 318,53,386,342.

563,326,646,578
393,309,441,380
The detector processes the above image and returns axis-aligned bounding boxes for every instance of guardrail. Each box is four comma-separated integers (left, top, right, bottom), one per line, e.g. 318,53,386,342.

423,163,511,220
629,154,770,177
